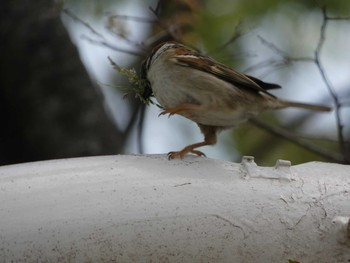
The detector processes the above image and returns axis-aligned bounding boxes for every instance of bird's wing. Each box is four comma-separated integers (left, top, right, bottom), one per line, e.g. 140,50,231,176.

173,48,280,97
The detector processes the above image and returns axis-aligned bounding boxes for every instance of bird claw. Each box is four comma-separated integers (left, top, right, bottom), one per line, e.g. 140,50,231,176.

167,149,206,160
190,150,206,157
158,110,175,118
167,152,179,160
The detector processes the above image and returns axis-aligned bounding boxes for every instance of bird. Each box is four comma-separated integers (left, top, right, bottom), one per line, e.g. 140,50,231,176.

140,41,332,160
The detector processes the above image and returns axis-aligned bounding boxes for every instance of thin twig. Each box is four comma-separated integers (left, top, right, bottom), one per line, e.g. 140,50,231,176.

245,35,314,75
314,7,347,162
120,99,149,154
82,35,144,56
64,9,145,57
150,0,163,17
106,13,157,24
253,10,349,163
123,102,141,139
327,15,350,21
257,35,287,57
212,22,245,52
63,9,106,41
249,118,344,163
105,26,148,52
137,104,147,153
257,35,313,63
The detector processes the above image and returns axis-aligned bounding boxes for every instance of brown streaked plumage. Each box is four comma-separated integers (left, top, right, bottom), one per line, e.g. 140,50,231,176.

141,41,332,159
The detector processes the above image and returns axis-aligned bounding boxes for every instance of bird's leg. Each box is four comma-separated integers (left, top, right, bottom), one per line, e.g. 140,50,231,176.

167,141,208,160
159,103,204,118
168,125,217,160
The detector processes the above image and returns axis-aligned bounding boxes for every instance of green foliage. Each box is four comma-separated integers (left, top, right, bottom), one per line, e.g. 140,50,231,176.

107,57,153,105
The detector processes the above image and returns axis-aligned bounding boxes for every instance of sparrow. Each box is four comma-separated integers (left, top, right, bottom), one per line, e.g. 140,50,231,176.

141,41,332,159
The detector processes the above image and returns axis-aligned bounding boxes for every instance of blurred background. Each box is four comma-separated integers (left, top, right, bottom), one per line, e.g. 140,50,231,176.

1,0,349,166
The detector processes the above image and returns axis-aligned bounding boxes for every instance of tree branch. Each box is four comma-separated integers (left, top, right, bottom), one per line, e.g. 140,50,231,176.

314,7,347,162
248,8,349,163
63,9,145,56
249,119,344,163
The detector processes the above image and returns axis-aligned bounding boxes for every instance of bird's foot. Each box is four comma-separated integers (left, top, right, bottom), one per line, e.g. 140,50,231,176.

167,148,206,160
166,125,217,160
158,108,177,118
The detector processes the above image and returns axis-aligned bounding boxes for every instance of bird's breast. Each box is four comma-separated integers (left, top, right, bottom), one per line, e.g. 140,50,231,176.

147,59,269,127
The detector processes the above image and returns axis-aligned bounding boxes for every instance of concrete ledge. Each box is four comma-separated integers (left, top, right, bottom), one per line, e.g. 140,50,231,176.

0,155,349,262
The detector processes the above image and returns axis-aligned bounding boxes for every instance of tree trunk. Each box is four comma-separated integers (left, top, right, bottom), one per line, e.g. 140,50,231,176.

0,0,123,165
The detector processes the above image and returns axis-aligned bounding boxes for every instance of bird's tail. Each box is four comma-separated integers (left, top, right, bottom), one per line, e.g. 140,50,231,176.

279,100,332,112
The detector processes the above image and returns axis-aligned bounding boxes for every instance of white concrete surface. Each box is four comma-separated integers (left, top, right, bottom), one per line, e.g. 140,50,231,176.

0,155,349,262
